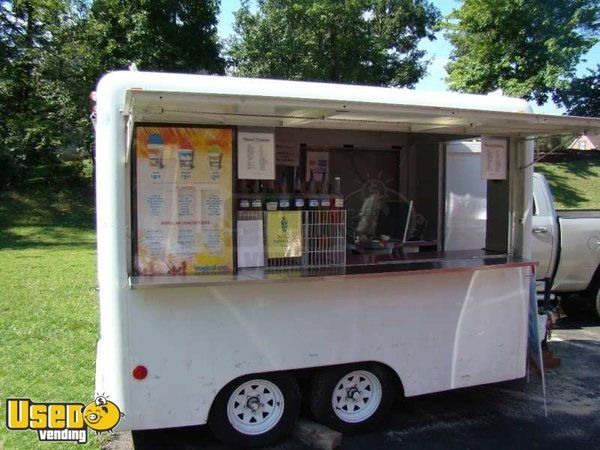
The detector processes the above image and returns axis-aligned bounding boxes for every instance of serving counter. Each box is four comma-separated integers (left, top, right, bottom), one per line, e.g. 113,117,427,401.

129,250,534,288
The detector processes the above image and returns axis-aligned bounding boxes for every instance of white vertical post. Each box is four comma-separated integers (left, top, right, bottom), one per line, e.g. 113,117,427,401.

509,136,534,258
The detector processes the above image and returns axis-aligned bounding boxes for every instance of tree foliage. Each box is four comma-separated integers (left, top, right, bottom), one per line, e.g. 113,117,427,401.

554,65,600,117
0,0,224,189
444,0,600,104
84,0,224,76
0,0,82,186
228,0,440,87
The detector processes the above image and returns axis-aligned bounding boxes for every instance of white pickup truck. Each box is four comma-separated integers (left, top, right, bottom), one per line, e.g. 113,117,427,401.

532,173,600,318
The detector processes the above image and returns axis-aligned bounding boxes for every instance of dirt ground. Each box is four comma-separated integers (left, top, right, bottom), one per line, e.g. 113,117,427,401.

107,308,600,450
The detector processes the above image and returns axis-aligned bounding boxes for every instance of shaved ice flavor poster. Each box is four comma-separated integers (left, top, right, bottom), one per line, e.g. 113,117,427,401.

134,126,233,275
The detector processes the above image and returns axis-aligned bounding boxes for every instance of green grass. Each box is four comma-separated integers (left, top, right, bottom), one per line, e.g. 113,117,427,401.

0,188,102,450
536,155,600,209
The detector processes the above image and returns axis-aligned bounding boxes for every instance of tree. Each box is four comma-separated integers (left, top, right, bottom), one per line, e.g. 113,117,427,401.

0,0,80,187
444,0,600,105
554,65,600,117
0,0,226,189
83,0,225,77
228,0,440,87
78,0,225,170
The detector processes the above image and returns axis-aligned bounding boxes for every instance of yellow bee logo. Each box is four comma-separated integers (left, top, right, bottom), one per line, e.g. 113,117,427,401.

82,396,124,433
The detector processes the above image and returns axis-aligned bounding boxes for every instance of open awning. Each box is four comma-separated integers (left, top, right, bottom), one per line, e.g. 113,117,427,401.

118,72,600,137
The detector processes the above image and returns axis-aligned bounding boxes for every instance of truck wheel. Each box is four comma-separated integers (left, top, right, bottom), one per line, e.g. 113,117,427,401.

309,364,396,434
208,374,300,448
595,287,600,321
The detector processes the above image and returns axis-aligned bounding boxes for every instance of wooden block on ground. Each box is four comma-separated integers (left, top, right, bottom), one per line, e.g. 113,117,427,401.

292,418,342,450
543,348,561,369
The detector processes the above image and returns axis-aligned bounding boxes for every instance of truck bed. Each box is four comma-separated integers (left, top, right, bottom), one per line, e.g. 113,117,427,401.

557,210,600,219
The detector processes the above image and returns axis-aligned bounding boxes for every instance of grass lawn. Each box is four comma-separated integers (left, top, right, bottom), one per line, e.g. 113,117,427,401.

536,154,600,210
0,187,102,450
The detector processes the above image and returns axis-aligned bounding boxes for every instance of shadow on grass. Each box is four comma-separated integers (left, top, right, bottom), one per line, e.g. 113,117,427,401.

0,227,95,250
535,161,594,208
0,187,95,249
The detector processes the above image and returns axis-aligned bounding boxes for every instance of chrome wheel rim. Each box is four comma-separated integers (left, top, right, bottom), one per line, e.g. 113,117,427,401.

331,370,382,423
226,379,285,435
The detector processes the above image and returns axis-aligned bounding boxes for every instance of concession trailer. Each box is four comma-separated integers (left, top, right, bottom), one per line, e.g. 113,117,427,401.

93,71,600,447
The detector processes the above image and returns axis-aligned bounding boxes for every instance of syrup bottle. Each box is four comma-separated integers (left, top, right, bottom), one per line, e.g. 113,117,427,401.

250,180,263,211
265,179,278,211
293,174,305,210
319,171,331,210
277,174,290,210
307,170,319,211
332,177,344,209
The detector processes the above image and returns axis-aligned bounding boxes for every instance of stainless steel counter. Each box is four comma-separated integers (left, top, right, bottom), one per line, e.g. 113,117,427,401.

129,250,534,289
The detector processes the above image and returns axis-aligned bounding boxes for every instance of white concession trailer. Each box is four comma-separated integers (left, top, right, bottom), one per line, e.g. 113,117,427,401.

93,71,600,447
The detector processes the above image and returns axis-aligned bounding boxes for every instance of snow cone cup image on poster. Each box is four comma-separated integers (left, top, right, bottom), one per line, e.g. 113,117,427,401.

147,133,164,168
178,137,194,169
208,145,223,180
208,145,222,169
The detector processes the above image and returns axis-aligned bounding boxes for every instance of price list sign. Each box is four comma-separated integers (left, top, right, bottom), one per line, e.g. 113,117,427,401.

133,126,233,275
237,132,275,180
481,137,507,180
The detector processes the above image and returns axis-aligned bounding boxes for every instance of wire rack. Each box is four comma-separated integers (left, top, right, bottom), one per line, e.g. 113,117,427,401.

236,210,347,270
303,210,346,269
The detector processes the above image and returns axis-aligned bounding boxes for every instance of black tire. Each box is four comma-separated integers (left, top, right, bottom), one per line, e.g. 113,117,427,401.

309,363,396,434
208,373,300,448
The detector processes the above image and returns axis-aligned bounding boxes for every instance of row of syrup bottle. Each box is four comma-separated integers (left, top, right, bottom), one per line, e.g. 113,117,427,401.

307,170,343,211
236,173,343,212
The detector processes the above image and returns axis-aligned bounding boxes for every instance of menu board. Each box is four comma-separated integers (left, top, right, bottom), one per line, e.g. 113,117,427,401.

481,137,507,180
133,126,233,275
237,132,275,179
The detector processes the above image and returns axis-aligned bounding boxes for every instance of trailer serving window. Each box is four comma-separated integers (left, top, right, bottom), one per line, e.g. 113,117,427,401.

122,81,597,288
129,122,513,287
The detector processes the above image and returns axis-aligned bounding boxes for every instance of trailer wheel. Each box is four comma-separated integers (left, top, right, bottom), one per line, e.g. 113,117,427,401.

309,364,396,434
208,374,300,448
